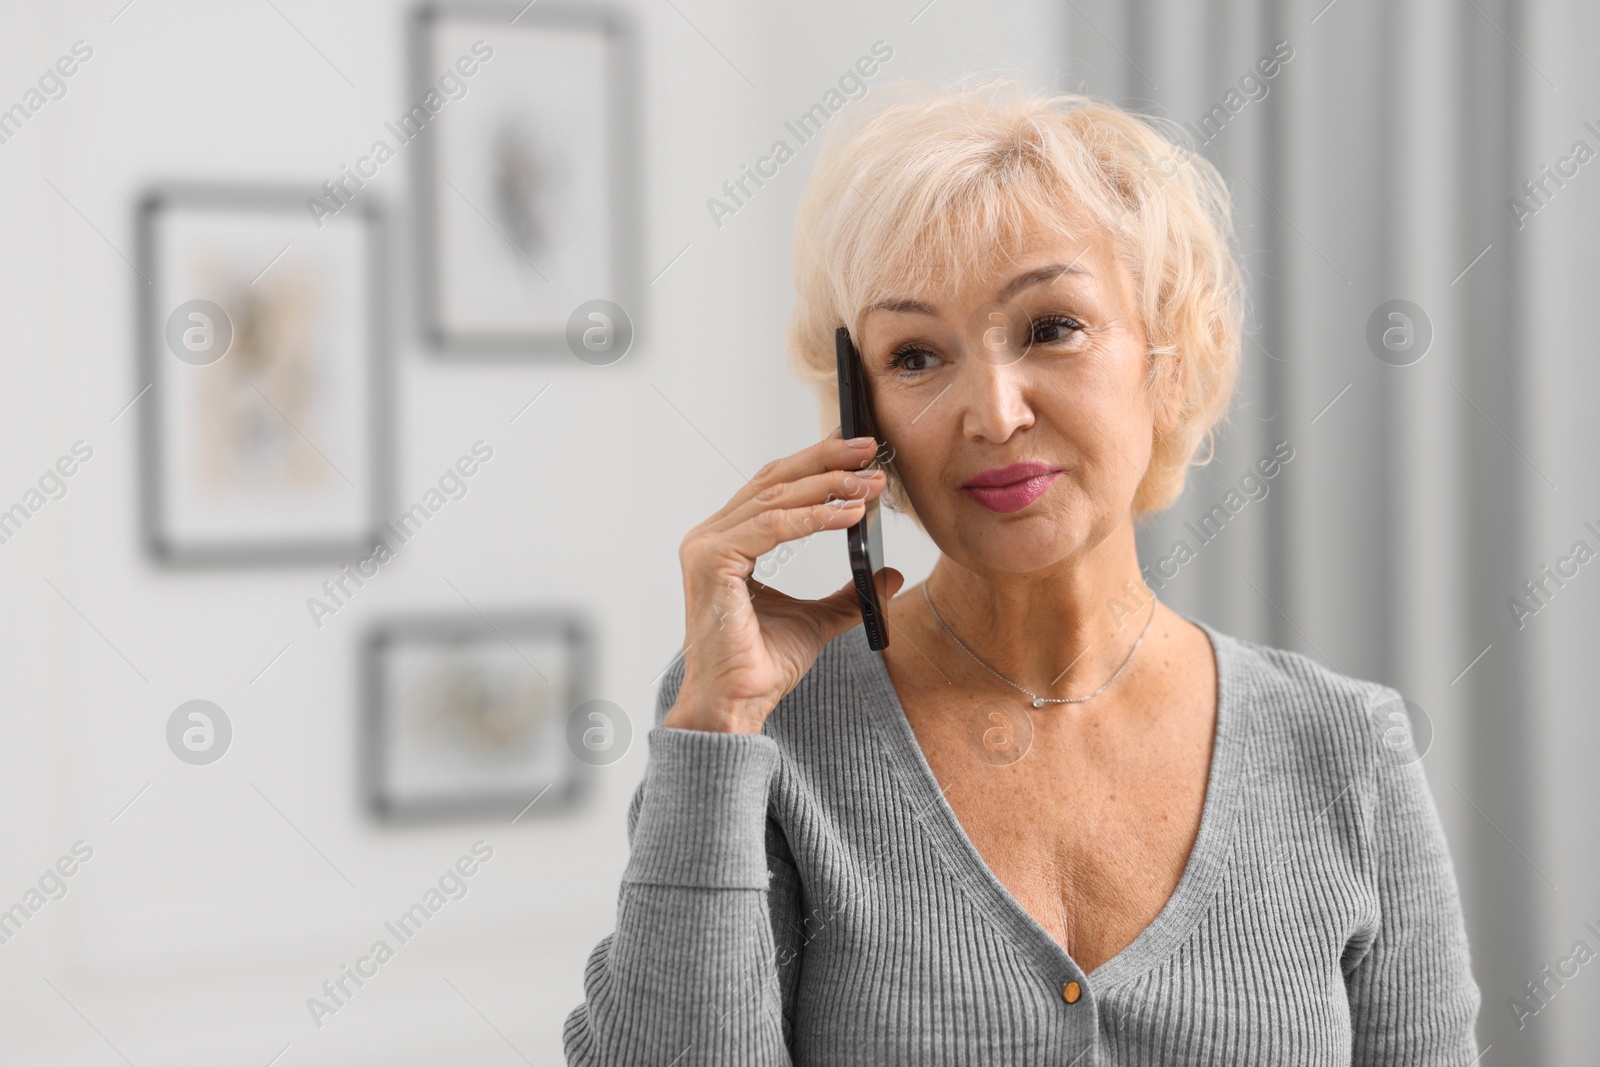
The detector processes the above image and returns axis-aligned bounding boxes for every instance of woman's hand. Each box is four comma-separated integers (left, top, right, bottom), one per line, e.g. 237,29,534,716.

663,429,905,735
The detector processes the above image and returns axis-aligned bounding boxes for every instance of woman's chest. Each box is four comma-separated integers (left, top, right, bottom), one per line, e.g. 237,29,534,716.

787,838,1361,1067
904,695,1216,973
784,808,1366,1067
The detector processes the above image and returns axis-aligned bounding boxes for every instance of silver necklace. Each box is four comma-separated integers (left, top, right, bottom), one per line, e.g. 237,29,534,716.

921,580,1157,707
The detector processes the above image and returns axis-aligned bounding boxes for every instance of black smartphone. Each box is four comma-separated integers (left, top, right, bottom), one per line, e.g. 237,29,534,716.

835,326,889,651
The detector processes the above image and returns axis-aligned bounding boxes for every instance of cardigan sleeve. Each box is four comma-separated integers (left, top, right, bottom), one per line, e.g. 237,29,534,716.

562,655,803,1065
1345,687,1483,1065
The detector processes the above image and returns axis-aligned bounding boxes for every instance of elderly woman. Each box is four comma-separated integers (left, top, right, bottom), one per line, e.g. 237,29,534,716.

564,79,1480,1065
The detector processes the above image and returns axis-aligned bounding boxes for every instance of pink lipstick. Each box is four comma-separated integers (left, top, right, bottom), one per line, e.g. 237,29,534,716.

960,461,1063,513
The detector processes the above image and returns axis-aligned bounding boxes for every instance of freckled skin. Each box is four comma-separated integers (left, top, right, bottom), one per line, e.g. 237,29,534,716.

865,216,1219,976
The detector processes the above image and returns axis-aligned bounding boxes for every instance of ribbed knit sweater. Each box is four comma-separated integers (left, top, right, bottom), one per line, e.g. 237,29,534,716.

563,616,1483,1065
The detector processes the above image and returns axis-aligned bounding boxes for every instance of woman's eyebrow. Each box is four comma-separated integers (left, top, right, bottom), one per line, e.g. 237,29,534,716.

864,297,937,316
996,263,1092,301
864,263,1092,318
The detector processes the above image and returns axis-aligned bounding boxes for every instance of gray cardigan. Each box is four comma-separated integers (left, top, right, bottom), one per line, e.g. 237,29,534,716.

564,617,1482,1065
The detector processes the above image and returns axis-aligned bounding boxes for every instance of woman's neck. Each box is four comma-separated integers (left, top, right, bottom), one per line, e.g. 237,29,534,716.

919,545,1155,699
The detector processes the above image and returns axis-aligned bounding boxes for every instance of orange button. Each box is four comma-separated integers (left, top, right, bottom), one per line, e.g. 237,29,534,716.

1062,980,1081,1004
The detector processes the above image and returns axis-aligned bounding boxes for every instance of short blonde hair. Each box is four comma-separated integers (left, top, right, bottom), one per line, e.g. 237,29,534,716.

784,76,1244,526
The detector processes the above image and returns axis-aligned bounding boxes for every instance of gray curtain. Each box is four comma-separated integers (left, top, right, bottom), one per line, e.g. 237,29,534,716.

1067,0,1576,1060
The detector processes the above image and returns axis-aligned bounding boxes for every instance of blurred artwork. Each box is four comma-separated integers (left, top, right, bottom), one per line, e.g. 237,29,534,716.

138,184,387,564
363,613,594,821
191,255,328,493
412,655,556,760
416,3,636,352
493,116,556,265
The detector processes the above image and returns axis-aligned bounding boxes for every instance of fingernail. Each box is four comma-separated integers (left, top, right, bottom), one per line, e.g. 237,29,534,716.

847,436,875,448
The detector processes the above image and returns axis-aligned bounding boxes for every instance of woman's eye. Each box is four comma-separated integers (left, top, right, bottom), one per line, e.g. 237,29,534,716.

1031,314,1083,345
887,346,939,374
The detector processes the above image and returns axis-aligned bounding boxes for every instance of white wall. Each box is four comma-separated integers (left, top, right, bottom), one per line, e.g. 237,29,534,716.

0,0,1063,1063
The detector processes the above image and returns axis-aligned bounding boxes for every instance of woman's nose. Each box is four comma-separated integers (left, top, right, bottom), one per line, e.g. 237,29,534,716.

956,350,1034,443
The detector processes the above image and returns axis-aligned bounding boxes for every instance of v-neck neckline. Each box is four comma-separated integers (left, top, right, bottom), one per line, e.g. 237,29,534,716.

843,612,1249,992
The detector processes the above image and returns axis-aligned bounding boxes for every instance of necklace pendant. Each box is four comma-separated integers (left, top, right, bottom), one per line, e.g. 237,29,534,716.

1031,696,1045,708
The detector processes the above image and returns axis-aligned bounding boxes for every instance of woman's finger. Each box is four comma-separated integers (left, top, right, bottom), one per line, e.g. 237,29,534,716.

704,465,886,536
694,495,875,579
715,431,881,520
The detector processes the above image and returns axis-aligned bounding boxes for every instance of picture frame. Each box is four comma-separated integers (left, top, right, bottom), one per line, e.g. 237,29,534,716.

136,183,392,566
411,0,640,355
360,611,599,822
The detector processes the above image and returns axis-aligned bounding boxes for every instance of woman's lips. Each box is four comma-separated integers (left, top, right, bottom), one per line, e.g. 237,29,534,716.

960,470,1062,513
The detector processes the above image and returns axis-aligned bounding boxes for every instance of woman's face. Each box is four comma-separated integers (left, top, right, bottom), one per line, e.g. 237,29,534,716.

858,215,1171,577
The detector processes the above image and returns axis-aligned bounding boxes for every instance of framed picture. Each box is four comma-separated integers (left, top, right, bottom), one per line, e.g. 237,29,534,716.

361,611,599,822
136,183,391,566
411,0,639,354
